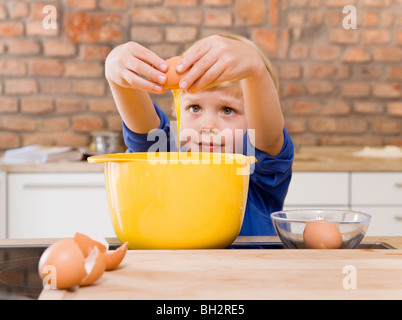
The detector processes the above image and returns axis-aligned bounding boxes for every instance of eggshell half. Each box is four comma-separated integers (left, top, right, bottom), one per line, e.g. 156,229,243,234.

38,238,87,289
104,242,128,271
74,232,108,256
80,246,106,286
303,220,343,249
164,56,187,90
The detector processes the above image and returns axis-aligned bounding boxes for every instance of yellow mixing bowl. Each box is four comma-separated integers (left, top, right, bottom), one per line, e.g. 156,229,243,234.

88,152,256,249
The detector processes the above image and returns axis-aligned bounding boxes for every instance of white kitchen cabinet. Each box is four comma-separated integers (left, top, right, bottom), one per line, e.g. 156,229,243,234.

7,173,115,238
351,173,402,236
0,172,6,238
284,172,350,208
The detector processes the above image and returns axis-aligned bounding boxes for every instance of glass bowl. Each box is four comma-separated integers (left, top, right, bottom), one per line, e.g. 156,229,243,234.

270,209,371,249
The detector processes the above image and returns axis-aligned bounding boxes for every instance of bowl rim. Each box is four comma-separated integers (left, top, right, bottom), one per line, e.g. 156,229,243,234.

270,208,372,224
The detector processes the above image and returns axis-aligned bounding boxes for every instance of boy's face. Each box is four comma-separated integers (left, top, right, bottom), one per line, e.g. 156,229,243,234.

179,84,248,154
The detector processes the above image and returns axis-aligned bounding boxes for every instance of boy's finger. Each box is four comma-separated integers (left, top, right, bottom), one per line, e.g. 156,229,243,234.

177,38,212,74
123,70,165,94
179,54,219,90
187,62,224,93
127,42,168,72
125,57,167,85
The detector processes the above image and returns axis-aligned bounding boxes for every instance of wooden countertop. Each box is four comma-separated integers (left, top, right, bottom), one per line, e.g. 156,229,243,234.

2,236,402,300
1,146,401,173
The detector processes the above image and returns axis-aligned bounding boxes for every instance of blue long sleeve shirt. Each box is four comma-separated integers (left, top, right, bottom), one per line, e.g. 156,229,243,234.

122,104,294,236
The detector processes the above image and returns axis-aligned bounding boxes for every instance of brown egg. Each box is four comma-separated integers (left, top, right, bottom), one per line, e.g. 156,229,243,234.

38,238,87,289
303,220,343,249
164,56,187,90
74,232,108,256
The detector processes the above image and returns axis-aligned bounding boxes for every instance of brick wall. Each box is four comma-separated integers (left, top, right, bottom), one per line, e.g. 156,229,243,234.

0,0,401,151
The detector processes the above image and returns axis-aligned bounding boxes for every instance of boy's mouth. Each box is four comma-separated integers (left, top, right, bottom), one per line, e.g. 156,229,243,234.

198,142,224,152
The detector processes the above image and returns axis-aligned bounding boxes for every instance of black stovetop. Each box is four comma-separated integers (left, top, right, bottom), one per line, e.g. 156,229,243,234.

0,241,394,300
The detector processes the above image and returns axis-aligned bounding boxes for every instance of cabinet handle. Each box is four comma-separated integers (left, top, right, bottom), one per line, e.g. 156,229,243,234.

394,216,402,221
23,183,105,189
395,183,402,188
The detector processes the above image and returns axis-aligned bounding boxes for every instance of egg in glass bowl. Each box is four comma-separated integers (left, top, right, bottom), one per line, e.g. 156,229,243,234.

270,209,371,249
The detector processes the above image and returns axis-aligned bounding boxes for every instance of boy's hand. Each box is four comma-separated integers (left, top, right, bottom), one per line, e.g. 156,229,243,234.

176,35,264,93
105,42,168,94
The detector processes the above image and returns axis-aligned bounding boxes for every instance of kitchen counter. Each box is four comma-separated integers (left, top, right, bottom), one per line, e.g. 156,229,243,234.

2,236,402,300
1,146,401,172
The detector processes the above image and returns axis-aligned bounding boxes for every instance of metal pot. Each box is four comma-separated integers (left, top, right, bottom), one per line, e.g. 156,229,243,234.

89,130,125,154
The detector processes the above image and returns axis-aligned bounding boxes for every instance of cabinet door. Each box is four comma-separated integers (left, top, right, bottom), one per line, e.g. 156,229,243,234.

284,172,350,208
8,173,115,238
353,206,402,236
0,172,6,238
351,173,402,206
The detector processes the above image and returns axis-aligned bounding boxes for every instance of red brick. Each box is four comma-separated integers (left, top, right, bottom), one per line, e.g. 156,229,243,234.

373,83,402,98
54,132,89,147
364,12,380,27
278,83,305,97
372,119,401,135
342,82,370,98
41,79,72,95
388,67,402,81
131,27,164,44
362,30,391,44
80,45,111,61
5,39,41,55
21,97,54,114
330,29,359,44
354,102,384,114
39,117,70,132
3,116,36,131
290,101,319,115
304,64,336,79
99,0,129,10
373,47,402,62
107,115,123,131
64,61,104,78
319,100,351,115
363,0,392,7
235,0,266,26
326,0,356,6
5,79,38,95
280,64,301,79
310,117,337,133
206,10,232,27
66,0,97,9
10,2,29,19
252,29,277,58
89,99,117,113
337,118,368,134
179,10,203,25
72,116,104,132
284,118,306,134
203,0,233,5
0,133,20,149
26,20,58,37
387,102,402,117
0,97,18,113
289,44,308,59
343,48,371,63
311,45,340,61
56,99,87,114
166,27,197,42
0,60,27,76
0,5,7,20
72,80,106,96
306,81,333,95
66,12,122,43
43,39,76,57
0,22,24,37
131,8,177,24
29,59,64,77
269,0,279,26
166,0,198,6
22,133,54,146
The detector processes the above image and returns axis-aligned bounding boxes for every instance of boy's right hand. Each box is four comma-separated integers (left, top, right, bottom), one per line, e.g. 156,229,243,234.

105,42,168,94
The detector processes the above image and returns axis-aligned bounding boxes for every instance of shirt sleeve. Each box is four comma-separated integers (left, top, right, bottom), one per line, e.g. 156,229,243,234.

122,103,177,153
244,127,294,190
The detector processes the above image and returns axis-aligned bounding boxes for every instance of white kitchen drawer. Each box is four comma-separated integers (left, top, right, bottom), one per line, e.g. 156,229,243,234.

284,172,350,206
8,173,115,238
351,173,402,205
353,206,402,236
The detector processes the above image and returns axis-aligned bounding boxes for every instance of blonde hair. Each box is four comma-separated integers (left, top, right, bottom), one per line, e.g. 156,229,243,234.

181,33,279,92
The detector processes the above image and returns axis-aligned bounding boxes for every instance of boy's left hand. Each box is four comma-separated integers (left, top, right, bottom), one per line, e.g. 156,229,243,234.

176,35,263,93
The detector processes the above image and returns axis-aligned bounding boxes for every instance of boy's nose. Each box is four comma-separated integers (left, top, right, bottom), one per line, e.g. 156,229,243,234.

199,113,219,134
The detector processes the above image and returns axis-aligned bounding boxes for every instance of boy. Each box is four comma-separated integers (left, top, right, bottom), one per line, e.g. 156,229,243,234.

105,34,294,235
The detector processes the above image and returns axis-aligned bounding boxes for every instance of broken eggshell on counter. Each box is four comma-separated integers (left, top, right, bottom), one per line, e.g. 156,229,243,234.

38,232,128,290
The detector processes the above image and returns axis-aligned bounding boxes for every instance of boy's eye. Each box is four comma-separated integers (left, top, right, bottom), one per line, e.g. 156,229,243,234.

222,107,234,116
189,105,201,113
